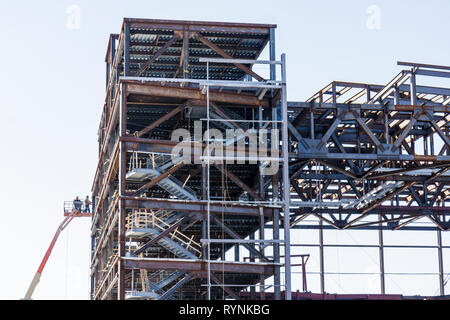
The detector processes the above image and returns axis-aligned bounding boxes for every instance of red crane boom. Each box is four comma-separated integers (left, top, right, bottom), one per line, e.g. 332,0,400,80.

24,202,91,300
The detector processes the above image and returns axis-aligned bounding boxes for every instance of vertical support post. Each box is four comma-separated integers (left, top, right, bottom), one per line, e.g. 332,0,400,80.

269,27,281,301
272,185,281,300
384,112,390,144
301,256,308,292
182,30,190,79
319,220,325,294
281,54,292,300
258,106,266,300
111,36,116,68
259,207,265,300
379,215,386,295
410,71,417,106
106,62,110,90
106,36,116,89
124,22,130,77
430,133,435,156
438,230,445,296
201,163,209,300
234,243,240,262
424,182,428,205
205,60,212,301
118,83,127,300
90,195,97,299
249,232,256,300
202,165,207,260
332,82,337,104
90,234,95,299
269,28,276,82
394,85,400,105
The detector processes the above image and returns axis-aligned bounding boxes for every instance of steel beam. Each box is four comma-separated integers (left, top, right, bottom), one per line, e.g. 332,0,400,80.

125,81,270,107
123,197,276,217
123,258,279,274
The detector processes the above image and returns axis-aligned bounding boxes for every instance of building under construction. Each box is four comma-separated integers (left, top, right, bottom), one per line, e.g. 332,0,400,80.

90,18,450,300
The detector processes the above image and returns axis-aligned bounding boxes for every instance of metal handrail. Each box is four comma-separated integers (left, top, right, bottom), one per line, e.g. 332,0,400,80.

64,201,91,214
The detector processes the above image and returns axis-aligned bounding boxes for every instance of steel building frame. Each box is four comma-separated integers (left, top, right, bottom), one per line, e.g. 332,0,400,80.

91,18,450,300
91,18,290,300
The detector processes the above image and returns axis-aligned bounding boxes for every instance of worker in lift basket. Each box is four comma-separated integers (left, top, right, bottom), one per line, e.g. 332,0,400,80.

73,196,82,212
84,196,91,213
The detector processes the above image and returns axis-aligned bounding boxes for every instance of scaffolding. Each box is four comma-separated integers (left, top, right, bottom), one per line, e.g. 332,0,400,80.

90,18,450,300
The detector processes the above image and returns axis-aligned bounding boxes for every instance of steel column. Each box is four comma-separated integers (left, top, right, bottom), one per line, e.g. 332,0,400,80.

281,54,292,300
438,230,445,296
379,215,386,294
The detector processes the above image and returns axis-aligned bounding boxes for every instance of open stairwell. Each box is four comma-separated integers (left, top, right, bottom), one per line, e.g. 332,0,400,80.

126,210,201,260
125,155,202,299
127,167,198,200
125,209,201,300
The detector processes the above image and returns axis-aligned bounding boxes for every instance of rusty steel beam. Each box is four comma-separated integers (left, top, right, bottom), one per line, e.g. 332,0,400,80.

125,81,269,107
125,18,275,34
122,257,278,274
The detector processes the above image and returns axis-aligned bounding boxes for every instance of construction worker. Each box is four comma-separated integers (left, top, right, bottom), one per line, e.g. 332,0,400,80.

73,196,82,212
84,196,91,213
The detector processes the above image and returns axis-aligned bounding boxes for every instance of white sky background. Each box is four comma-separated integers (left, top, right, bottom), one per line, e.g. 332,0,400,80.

0,0,449,300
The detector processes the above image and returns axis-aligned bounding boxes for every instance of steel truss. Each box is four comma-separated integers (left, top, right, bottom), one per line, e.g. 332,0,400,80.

288,61,450,231
287,61,450,295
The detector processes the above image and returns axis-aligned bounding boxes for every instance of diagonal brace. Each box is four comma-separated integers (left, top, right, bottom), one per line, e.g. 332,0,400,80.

195,33,264,82
135,36,179,76
209,214,269,262
137,104,186,138
214,164,263,201
134,216,190,256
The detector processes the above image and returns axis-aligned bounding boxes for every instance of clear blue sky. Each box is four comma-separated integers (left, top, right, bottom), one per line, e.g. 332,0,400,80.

0,0,449,299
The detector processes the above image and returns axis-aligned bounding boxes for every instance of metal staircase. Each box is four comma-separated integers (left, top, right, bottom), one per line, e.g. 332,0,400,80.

127,167,198,201
126,210,201,259
125,209,201,300
126,114,255,296
125,154,202,300
126,270,187,300
147,270,187,299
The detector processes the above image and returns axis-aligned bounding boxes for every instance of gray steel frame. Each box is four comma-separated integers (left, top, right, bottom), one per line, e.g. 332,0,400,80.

287,61,450,296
